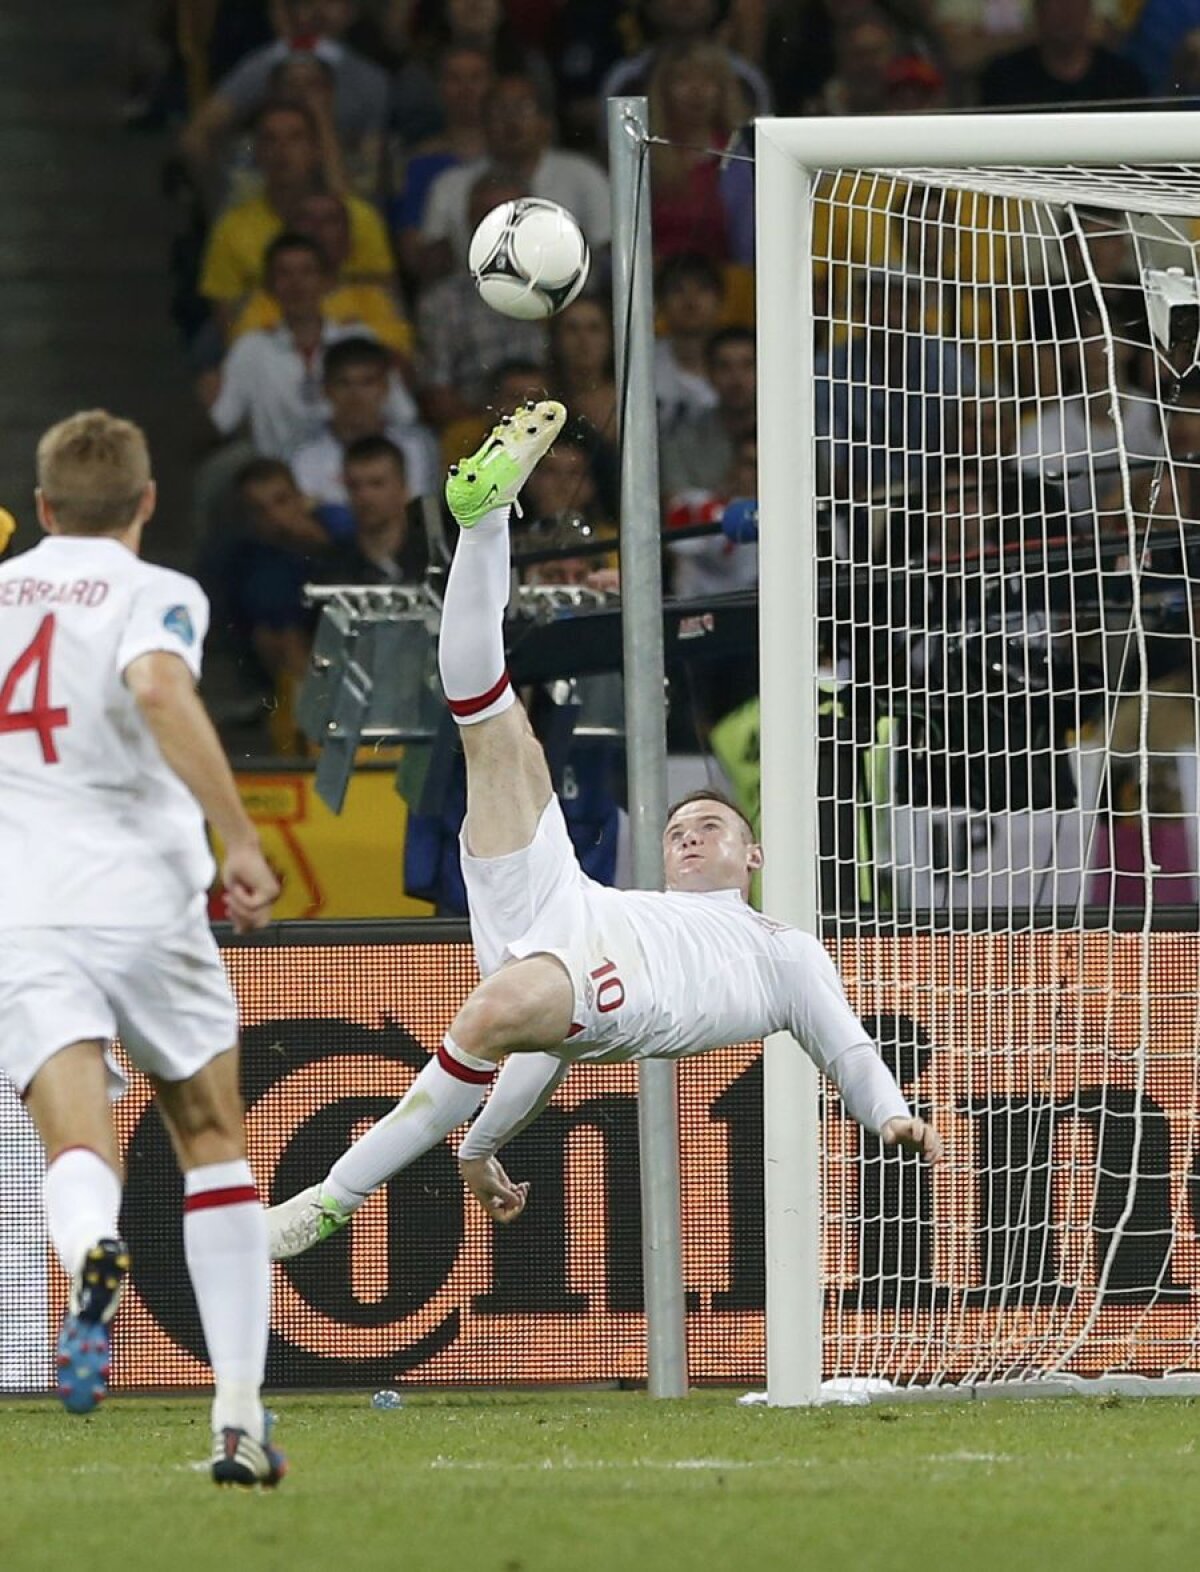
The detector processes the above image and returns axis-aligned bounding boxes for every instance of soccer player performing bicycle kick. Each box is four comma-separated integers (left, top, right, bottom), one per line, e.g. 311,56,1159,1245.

268,400,942,1258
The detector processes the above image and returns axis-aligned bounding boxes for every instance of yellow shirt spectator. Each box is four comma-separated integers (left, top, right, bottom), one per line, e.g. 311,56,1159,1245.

231,282,413,355
200,192,394,305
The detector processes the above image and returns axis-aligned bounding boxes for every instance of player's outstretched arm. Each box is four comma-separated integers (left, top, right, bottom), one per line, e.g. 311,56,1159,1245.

125,651,280,932
459,1155,530,1223
880,1116,944,1163
456,1053,572,1222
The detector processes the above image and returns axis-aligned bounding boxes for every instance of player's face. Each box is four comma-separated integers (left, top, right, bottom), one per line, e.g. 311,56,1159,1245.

346,457,408,529
662,800,762,894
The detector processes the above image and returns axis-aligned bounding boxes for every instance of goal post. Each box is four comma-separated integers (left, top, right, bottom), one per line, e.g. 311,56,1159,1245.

756,111,1200,1405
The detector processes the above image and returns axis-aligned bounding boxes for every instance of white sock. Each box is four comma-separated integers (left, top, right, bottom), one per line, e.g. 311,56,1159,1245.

183,1160,269,1438
43,1147,121,1280
438,504,517,724
324,1036,496,1209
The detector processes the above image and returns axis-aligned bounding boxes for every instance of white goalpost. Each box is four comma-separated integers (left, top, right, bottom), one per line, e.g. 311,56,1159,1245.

757,112,1200,1405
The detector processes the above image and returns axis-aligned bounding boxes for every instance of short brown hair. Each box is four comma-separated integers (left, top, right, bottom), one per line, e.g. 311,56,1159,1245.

37,410,151,534
664,788,756,842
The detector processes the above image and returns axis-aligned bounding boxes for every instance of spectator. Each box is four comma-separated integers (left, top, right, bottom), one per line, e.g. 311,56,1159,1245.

391,45,494,283
436,357,554,479
1125,0,1200,96
417,74,611,276
806,11,904,116
519,428,612,533
550,3,632,153
392,0,556,145
231,189,412,355
198,100,393,335
316,437,429,584
548,296,619,513
885,53,947,112
660,324,757,498
979,0,1147,109
664,429,759,599
213,455,332,694
549,296,617,439
655,252,723,429
205,232,373,458
815,270,979,499
934,0,1127,80
1027,207,1140,399
647,42,754,264
601,0,772,121
180,0,389,190
1017,302,1161,534
292,335,440,522
415,172,551,428
263,51,381,198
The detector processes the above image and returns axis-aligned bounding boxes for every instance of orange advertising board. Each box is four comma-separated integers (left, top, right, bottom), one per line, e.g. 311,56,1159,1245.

20,928,1200,1393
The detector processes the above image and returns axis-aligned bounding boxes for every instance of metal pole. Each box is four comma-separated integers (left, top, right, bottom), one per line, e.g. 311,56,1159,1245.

606,95,688,1398
756,125,823,1405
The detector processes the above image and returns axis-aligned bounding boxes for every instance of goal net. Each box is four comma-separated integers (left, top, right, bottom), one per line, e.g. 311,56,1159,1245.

755,114,1200,1401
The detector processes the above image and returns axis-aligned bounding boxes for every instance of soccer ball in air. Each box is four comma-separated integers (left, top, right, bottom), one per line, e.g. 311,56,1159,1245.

469,198,590,321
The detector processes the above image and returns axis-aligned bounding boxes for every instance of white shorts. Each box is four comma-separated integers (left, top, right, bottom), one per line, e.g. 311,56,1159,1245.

0,902,239,1097
460,796,590,996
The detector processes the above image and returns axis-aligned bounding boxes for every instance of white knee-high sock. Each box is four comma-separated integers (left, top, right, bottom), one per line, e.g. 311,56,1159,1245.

43,1147,121,1279
324,1037,496,1209
438,504,517,725
183,1160,269,1438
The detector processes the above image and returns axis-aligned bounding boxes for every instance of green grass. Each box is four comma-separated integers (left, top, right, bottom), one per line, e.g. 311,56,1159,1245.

2,1391,1199,1572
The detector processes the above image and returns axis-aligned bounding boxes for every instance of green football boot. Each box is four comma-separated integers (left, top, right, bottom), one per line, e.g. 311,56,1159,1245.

444,398,567,526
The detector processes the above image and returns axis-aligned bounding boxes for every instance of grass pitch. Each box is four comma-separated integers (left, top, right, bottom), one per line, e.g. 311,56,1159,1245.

2,1390,1198,1572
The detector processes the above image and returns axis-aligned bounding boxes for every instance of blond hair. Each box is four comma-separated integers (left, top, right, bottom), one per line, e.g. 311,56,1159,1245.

37,410,151,535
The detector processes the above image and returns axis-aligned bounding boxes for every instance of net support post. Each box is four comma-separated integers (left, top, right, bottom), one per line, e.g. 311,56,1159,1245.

756,123,823,1406
607,95,688,1399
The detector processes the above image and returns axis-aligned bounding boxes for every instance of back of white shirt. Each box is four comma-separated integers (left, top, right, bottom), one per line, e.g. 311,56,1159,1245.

0,536,214,927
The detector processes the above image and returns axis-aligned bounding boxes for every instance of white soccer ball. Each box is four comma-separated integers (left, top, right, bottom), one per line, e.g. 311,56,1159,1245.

468,198,590,322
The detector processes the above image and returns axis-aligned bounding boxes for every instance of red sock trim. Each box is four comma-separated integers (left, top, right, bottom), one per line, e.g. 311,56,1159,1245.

184,1185,259,1213
437,1042,496,1085
447,670,512,719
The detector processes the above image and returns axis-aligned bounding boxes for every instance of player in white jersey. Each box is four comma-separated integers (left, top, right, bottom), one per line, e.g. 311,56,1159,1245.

0,411,285,1487
268,401,942,1263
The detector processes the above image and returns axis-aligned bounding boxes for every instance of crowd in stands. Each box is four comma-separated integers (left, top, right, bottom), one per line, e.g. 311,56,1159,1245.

114,0,1200,769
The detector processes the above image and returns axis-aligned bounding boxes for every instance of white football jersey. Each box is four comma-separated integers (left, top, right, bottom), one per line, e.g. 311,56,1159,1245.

0,535,215,926
528,882,875,1077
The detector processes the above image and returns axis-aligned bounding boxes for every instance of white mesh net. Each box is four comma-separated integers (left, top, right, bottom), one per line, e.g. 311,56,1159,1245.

807,167,1200,1387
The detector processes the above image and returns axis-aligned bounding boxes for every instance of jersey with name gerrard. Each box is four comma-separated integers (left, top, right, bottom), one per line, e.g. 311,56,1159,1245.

0,535,213,927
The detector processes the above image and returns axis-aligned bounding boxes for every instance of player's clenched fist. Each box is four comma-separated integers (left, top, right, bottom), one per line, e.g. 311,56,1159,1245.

880,1116,944,1163
459,1154,530,1223
221,840,281,933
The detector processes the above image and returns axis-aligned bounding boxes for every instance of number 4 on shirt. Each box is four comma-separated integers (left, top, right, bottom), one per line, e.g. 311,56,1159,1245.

0,613,70,762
